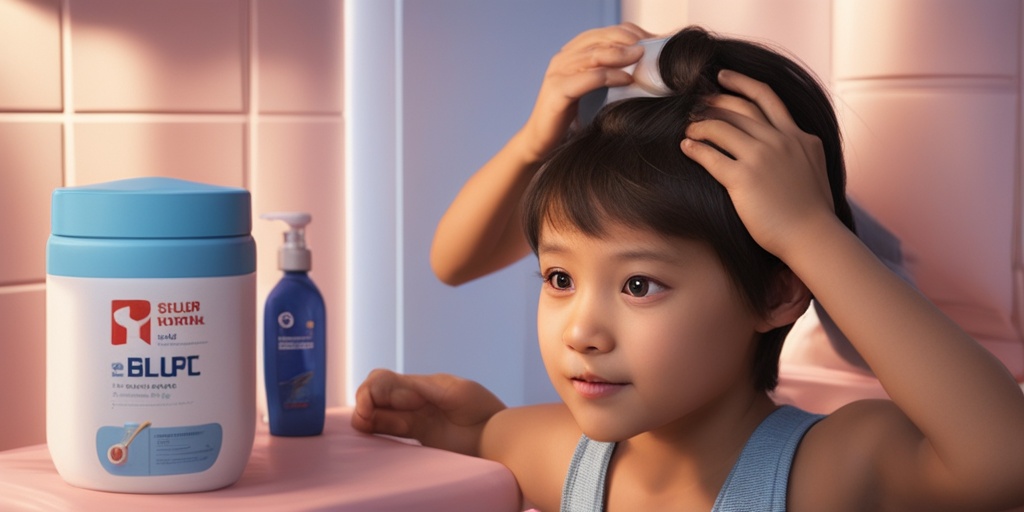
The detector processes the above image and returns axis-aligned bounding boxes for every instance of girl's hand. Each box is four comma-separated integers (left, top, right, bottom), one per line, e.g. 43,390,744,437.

517,23,653,162
351,369,505,456
680,70,837,260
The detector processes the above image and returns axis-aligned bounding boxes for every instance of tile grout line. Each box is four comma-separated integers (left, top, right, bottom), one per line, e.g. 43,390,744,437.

0,283,47,295
246,0,258,192
60,0,75,186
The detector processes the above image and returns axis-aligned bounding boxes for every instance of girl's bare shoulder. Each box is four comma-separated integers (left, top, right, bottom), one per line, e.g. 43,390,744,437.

788,399,937,511
481,403,582,511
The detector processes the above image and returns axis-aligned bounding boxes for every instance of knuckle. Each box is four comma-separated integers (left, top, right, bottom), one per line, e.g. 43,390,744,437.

367,368,393,381
585,48,606,68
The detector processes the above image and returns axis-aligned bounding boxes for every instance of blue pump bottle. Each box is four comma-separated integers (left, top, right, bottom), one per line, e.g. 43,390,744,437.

262,212,326,436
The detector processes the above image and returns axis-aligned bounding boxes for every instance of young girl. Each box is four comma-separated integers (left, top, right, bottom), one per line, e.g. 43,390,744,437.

353,26,1024,511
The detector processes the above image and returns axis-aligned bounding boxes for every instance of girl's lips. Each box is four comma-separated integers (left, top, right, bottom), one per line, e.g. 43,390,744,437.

571,376,627,399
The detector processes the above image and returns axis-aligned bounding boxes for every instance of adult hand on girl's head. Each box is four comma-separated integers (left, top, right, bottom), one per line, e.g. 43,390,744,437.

351,369,506,457
681,70,837,260
517,23,653,163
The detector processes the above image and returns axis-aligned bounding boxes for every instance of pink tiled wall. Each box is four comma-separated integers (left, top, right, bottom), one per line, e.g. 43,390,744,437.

0,0,344,451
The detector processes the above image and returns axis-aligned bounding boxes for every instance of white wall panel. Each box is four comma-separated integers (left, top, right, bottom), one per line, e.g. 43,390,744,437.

345,0,619,406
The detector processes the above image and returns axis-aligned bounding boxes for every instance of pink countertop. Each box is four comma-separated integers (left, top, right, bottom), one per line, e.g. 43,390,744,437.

0,408,520,511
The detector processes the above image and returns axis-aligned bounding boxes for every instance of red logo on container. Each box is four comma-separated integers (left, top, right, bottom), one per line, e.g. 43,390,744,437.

111,300,151,345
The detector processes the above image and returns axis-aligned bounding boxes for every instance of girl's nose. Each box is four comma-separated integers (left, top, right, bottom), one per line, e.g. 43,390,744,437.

562,294,614,354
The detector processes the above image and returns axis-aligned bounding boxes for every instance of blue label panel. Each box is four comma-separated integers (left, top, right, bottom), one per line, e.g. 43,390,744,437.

96,422,223,476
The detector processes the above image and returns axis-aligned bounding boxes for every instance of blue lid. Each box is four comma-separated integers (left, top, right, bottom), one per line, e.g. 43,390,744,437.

51,177,251,239
47,235,256,277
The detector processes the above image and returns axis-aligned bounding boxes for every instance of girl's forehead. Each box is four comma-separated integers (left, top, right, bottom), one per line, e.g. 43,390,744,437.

537,216,704,260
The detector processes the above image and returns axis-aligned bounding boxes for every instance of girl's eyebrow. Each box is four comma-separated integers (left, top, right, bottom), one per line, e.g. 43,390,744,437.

536,241,569,255
610,248,684,266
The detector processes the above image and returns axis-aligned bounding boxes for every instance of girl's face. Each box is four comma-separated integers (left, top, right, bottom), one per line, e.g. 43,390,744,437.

536,218,771,442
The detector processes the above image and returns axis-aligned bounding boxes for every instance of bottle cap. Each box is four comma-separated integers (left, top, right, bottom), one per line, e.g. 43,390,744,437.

51,177,251,238
577,36,673,124
605,36,672,104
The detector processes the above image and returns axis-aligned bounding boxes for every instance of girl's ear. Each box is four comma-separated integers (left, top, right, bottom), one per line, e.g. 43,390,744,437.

755,268,811,333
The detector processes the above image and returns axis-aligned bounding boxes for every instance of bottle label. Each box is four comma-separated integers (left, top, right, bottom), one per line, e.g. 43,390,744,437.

273,308,319,410
96,422,223,476
106,296,219,413
99,291,234,475
46,274,255,485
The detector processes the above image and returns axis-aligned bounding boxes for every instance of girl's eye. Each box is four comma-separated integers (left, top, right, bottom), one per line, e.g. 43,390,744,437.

622,276,664,298
546,271,573,290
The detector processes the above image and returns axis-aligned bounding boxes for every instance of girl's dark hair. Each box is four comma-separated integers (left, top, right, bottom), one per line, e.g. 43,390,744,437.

522,26,854,392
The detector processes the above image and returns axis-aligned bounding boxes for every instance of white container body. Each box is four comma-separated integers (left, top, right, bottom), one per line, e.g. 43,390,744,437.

46,274,256,493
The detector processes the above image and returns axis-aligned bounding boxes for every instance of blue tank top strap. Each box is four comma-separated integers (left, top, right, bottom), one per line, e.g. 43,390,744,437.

711,405,824,512
560,435,617,512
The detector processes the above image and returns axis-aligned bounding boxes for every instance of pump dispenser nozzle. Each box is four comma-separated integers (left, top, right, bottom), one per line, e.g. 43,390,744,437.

262,212,312,271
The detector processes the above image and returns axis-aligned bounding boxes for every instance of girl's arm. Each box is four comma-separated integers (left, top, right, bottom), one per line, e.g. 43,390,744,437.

431,23,651,286
683,70,1024,510
351,370,578,510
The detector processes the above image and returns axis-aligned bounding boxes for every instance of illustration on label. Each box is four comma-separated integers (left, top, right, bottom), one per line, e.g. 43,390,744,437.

279,370,315,409
106,421,151,465
96,422,223,476
111,300,152,345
